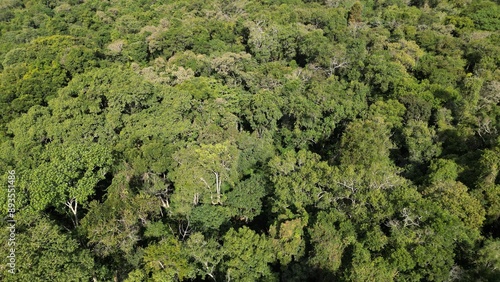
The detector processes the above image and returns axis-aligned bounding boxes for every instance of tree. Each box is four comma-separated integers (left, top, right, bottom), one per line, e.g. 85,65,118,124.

403,120,441,164
185,232,223,281
279,77,368,148
81,170,159,255
226,173,267,222
270,217,306,267
24,143,113,226
475,239,500,281
307,211,356,278
0,0,498,280
169,141,240,216
388,197,472,281
346,243,397,282
348,2,363,25
426,158,461,183
466,1,500,31
0,35,98,128
140,236,194,281
366,99,406,129
241,89,283,136
423,180,485,232
222,227,276,282
81,170,161,280
268,149,333,216
245,21,281,62
338,119,404,192
473,144,500,224
0,214,95,281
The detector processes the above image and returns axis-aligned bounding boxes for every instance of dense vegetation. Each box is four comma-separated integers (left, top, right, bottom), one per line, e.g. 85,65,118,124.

1,0,499,281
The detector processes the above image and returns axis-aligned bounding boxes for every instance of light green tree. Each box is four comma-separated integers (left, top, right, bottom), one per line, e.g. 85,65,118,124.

0,214,95,281
24,143,112,226
169,141,240,216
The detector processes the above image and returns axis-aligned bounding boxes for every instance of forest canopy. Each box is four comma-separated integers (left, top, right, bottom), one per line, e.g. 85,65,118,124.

0,0,499,281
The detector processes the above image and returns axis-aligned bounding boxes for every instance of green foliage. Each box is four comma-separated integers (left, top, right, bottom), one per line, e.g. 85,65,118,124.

426,158,461,183
466,1,500,31
366,99,406,128
339,119,394,169
269,149,333,215
270,217,306,266
348,2,363,24
26,143,112,210
0,215,95,281
168,140,240,216
80,171,159,259
424,180,485,232
0,0,498,280
475,239,500,280
222,227,276,282
308,211,356,275
0,35,99,125
403,120,441,163
185,232,223,280
141,236,194,281
226,173,267,221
